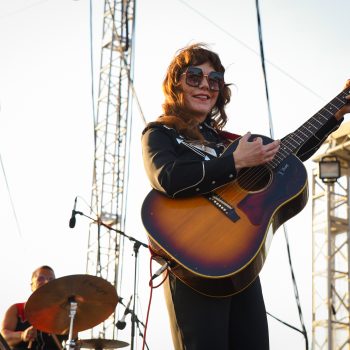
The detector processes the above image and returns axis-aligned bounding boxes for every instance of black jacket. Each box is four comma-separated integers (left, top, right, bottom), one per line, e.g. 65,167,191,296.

142,117,343,198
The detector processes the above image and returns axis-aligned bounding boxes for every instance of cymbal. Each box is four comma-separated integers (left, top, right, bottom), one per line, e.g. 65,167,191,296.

78,339,129,349
25,274,118,334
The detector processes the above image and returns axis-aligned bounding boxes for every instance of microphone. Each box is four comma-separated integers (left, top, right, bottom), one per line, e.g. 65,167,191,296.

69,197,77,228
116,295,132,330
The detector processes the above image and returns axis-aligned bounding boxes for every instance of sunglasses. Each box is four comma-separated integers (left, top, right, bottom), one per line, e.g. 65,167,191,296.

181,66,224,91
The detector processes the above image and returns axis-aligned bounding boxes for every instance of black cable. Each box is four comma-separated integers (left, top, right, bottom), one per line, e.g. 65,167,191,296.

266,311,306,336
255,1,309,349
283,225,309,349
177,0,325,102
0,153,22,238
255,0,274,139
0,0,49,20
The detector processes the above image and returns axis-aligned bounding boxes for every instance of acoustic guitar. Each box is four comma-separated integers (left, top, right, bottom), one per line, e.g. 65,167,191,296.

141,86,350,297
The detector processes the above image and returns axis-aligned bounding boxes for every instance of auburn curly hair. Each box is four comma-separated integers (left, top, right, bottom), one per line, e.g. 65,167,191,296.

161,43,231,131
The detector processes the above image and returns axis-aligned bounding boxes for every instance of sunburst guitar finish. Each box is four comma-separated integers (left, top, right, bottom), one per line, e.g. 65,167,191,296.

141,87,350,297
142,136,308,297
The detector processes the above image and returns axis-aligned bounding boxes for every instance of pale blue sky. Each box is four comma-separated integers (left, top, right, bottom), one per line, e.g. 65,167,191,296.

0,1,349,349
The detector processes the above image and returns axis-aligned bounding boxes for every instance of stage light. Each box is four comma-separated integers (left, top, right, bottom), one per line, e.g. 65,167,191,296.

319,156,341,183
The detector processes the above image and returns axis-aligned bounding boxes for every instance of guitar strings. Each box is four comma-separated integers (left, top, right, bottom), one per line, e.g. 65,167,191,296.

215,90,349,204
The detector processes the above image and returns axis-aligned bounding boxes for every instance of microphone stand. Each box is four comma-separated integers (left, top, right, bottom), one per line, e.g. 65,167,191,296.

74,210,148,249
131,306,150,350
73,210,148,349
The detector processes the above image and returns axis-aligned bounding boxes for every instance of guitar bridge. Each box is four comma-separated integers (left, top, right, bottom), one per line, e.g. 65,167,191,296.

205,193,240,222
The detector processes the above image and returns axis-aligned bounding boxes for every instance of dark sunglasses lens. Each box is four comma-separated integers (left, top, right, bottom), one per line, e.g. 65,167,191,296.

186,67,203,87
208,72,224,91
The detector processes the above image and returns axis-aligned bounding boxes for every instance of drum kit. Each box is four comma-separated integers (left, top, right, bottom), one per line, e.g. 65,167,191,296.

24,274,129,350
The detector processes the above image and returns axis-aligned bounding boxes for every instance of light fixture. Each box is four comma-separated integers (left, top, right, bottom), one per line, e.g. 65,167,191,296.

319,156,341,183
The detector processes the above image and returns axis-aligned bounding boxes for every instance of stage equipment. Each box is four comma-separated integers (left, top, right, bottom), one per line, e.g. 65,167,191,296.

78,338,129,349
312,121,350,348
319,155,341,183
25,275,118,349
86,0,137,343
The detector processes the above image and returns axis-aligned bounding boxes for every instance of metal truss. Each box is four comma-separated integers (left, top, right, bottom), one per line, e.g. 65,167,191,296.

85,0,136,340
312,123,350,349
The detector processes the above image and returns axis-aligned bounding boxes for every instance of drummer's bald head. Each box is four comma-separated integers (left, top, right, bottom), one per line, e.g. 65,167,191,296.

31,265,55,279
30,265,56,291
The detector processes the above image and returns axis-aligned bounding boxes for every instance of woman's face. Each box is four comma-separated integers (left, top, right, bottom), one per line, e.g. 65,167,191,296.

179,62,220,124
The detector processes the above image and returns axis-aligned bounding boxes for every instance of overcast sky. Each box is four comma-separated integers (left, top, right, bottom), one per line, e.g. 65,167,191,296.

0,1,349,349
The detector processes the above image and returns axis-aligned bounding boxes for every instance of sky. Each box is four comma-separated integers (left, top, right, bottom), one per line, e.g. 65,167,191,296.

0,0,349,349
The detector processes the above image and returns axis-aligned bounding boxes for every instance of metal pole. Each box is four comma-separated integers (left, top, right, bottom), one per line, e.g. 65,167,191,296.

326,183,332,350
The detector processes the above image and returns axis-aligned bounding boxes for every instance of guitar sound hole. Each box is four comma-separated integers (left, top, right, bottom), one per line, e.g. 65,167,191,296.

237,166,271,192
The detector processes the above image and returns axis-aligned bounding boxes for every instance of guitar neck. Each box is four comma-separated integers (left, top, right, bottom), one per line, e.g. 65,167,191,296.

270,87,350,169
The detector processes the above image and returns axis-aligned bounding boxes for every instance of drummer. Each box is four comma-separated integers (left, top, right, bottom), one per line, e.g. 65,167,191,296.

0,265,66,350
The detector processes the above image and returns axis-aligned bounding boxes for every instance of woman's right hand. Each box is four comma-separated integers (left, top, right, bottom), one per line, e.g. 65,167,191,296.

233,132,280,171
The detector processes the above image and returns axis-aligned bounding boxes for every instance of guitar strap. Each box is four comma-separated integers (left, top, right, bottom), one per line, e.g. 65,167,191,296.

218,130,241,142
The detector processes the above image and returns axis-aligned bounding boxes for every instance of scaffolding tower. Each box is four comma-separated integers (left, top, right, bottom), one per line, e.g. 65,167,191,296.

85,0,136,340
312,121,350,349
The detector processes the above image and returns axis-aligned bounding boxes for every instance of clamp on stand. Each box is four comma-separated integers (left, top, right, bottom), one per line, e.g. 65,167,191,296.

65,297,77,350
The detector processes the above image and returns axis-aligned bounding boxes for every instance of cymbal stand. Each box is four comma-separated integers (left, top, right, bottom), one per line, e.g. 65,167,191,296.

130,241,141,350
65,297,77,350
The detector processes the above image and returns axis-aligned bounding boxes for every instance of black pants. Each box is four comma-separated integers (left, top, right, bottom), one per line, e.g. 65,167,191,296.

165,275,269,350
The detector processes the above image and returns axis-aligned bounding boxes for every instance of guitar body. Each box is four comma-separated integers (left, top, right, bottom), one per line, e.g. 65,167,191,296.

142,135,309,297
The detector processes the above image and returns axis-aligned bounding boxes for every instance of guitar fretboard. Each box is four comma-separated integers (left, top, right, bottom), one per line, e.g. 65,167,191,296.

269,87,350,169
